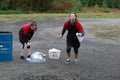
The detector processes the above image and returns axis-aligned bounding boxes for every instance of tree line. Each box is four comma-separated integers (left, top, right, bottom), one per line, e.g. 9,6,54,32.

0,0,120,13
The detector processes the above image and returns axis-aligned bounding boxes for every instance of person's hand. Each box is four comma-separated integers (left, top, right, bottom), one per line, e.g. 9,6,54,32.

59,34,63,38
27,42,31,46
76,33,82,36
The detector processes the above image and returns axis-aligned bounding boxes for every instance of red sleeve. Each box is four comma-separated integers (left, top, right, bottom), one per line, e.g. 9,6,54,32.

22,24,31,35
63,20,69,29
75,21,83,32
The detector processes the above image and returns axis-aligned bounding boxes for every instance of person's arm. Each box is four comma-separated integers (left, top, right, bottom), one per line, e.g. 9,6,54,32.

28,32,34,40
60,21,68,38
80,30,85,36
61,28,66,36
76,21,85,36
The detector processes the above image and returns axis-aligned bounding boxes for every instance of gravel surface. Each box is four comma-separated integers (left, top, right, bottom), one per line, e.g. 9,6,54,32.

0,18,120,80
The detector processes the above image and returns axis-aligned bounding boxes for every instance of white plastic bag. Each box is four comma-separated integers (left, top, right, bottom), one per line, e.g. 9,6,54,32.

26,51,46,63
76,33,84,42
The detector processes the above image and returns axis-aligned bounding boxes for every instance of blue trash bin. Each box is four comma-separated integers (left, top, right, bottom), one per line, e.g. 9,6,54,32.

0,32,12,62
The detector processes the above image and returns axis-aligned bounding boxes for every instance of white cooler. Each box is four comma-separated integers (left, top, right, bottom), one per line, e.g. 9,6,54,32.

48,48,61,59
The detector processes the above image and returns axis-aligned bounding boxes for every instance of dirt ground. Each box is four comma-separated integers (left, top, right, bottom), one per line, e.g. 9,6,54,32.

0,18,120,80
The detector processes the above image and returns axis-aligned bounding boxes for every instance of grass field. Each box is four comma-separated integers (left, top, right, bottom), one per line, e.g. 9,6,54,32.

86,25,120,43
0,13,120,20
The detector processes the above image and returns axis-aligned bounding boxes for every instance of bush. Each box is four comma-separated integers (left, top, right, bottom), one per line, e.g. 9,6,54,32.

69,0,83,12
100,8,111,13
49,0,82,13
0,0,9,10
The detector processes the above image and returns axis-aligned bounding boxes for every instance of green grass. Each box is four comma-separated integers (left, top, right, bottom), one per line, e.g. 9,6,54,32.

87,25,120,42
0,13,68,20
79,13,120,18
0,10,23,14
0,13,120,20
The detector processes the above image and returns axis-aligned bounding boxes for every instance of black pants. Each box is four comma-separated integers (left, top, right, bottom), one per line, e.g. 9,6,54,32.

66,43,80,54
66,34,80,54
19,29,29,49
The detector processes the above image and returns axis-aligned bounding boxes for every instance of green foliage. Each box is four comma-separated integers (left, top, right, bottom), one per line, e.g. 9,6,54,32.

50,0,83,13
114,0,120,8
81,0,89,7
106,0,120,8
49,0,72,13
0,0,120,13
102,0,108,8
0,0,9,10
94,4,99,9
69,0,83,12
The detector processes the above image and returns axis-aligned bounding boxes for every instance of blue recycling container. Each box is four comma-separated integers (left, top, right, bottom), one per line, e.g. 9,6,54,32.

0,32,12,62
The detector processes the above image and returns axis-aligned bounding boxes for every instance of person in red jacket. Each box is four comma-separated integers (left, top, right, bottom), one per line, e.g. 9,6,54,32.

60,12,85,64
19,21,37,59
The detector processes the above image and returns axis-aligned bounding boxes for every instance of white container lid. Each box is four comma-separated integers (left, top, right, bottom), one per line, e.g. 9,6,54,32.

48,48,61,53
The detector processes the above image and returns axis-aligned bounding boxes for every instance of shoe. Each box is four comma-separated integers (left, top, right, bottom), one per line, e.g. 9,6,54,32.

27,55,31,58
65,58,71,64
20,56,25,59
74,59,78,64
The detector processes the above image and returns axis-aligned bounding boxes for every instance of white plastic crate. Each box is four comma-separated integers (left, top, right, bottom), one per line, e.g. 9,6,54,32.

48,48,61,59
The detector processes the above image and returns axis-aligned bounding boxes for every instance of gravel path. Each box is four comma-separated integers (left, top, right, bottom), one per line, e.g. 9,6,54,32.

0,18,120,80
